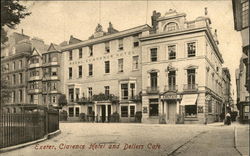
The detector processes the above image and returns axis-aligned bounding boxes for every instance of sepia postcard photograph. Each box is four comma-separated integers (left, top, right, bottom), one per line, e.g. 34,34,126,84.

0,0,249,156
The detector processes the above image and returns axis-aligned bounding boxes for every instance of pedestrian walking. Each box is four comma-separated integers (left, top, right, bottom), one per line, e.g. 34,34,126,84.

225,112,231,125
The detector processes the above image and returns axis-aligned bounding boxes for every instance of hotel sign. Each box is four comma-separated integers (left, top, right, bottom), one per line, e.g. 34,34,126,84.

163,94,177,100
69,50,137,65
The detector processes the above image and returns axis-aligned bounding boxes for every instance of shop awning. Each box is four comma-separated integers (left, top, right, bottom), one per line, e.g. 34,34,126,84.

180,94,198,106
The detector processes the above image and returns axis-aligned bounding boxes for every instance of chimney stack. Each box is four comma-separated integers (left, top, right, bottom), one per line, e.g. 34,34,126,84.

205,7,208,16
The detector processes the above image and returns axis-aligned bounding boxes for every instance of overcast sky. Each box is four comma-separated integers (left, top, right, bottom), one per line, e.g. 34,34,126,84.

10,0,242,101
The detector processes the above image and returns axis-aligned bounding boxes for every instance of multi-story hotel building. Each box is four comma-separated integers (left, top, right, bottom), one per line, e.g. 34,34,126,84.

61,23,149,122
140,9,224,124
60,10,225,124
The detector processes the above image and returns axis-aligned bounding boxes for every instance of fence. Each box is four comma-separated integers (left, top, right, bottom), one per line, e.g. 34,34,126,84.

0,109,59,149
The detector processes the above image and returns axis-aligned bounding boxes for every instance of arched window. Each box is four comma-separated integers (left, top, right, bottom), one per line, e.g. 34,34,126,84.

164,22,178,32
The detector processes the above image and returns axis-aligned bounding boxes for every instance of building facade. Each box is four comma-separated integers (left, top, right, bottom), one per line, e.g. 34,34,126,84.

1,32,32,113
232,0,249,123
222,68,232,115
140,10,224,124
61,23,149,122
236,57,250,123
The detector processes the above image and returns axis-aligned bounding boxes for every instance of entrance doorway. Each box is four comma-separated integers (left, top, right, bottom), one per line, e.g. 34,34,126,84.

168,101,177,124
101,105,106,122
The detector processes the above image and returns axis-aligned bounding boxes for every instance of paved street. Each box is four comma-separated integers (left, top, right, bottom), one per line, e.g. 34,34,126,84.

1,123,246,156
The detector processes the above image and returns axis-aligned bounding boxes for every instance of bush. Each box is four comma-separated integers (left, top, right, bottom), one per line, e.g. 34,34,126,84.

59,110,68,121
79,113,86,122
110,112,120,122
135,111,142,123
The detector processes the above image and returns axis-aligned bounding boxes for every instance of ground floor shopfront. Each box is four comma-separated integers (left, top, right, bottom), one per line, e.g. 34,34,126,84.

237,101,250,123
141,91,223,124
62,101,142,123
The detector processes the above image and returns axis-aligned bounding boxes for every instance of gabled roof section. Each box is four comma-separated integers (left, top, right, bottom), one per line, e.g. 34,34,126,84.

69,35,82,45
31,48,42,57
46,43,61,53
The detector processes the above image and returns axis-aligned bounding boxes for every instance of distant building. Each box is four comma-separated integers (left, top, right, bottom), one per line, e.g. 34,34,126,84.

232,0,249,122
222,68,232,115
1,32,32,113
235,56,249,122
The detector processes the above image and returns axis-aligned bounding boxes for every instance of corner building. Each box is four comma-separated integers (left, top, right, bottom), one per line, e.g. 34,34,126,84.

140,10,224,124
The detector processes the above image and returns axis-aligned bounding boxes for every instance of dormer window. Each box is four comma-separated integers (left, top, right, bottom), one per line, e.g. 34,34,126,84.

164,22,178,32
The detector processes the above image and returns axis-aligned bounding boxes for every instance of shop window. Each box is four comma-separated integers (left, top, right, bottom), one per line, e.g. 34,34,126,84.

187,42,196,57
150,48,157,62
69,107,74,117
149,99,159,116
185,105,197,117
121,106,128,117
130,105,135,117
75,107,80,117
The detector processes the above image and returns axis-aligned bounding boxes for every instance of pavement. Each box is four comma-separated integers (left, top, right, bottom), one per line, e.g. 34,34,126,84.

0,122,248,156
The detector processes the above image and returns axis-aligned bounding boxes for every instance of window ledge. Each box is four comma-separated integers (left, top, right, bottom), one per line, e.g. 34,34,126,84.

104,73,110,76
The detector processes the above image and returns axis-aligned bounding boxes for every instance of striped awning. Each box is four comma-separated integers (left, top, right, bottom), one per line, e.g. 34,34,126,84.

180,94,198,106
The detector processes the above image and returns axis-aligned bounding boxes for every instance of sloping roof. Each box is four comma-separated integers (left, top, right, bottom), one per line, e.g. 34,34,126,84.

62,24,151,51
46,43,61,53
69,35,82,45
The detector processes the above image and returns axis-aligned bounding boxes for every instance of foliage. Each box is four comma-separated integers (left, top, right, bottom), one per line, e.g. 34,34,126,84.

59,110,68,121
79,113,86,121
0,74,11,108
92,93,119,102
1,0,31,44
58,94,67,107
110,112,120,122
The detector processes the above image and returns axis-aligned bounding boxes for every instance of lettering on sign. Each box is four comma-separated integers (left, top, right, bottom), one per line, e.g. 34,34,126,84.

164,94,177,99
68,51,137,65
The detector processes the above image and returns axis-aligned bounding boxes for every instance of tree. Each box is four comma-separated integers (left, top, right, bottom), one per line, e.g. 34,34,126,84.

1,0,31,44
0,73,11,108
58,94,67,107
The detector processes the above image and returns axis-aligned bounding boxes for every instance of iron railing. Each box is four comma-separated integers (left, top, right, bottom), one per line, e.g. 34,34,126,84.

146,87,159,94
164,85,178,92
0,109,59,148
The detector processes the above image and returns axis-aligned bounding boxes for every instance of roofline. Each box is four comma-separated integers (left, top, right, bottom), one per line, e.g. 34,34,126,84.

61,24,151,51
